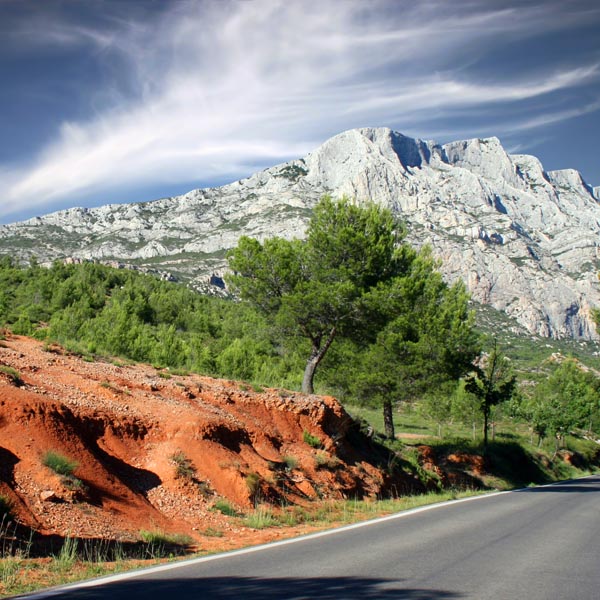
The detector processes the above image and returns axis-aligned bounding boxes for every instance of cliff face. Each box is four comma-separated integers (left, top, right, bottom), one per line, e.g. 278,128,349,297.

1,127,599,339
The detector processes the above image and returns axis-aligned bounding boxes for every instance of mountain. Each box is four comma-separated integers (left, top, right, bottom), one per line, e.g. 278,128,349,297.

1,127,599,339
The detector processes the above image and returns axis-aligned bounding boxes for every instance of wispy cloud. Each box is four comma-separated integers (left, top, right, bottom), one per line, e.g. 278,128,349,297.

1,0,599,220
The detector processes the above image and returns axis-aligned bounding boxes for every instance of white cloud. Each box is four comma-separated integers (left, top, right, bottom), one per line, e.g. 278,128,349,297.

1,0,599,220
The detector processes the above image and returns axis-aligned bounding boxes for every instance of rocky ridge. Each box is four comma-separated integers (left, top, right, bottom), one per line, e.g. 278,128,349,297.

1,127,599,339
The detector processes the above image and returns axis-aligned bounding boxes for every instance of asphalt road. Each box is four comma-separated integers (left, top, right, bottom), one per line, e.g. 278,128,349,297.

25,476,600,600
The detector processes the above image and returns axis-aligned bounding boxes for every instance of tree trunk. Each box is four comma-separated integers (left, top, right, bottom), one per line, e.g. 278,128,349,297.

301,328,337,394
301,354,319,394
383,399,395,440
483,407,489,451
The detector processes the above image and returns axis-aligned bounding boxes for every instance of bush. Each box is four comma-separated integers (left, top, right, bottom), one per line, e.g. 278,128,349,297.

139,530,192,546
303,430,322,449
314,452,341,470
0,365,23,387
212,499,238,516
42,451,78,477
245,472,261,498
170,451,196,479
282,455,298,471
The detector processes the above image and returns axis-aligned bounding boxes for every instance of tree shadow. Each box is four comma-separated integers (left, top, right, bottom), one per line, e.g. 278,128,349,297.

1,526,192,559
91,444,161,497
0,446,19,486
516,481,600,494
61,575,464,600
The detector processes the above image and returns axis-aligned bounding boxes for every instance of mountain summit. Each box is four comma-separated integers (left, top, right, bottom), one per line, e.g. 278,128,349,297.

1,127,599,339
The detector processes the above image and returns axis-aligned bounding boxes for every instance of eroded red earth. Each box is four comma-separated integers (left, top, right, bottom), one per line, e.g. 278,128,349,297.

0,335,405,550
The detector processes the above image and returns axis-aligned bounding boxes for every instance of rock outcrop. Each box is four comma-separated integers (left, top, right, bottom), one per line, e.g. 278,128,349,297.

1,127,599,338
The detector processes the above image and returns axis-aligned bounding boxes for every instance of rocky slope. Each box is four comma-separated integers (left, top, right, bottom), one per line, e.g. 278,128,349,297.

1,127,599,339
0,335,405,544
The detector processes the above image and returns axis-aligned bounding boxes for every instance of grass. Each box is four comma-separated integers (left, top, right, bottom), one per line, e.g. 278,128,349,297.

202,527,224,538
138,530,193,547
212,499,238,517
303,430,322,449
243,506,277,529
245,472,261,498
42,451,79,477
314,452,341,470
0,366,23,387
0,532,187,598
282,455,298,471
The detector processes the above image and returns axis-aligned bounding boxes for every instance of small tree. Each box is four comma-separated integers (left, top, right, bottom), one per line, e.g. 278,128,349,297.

464,341,516,451
354,264,479,439
227,196,408,394
528,359,599,452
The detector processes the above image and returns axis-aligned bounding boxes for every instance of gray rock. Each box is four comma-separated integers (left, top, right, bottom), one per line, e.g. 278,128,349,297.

1,127,599,339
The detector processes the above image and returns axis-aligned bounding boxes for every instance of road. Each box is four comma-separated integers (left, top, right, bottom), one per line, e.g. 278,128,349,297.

25,476,600,599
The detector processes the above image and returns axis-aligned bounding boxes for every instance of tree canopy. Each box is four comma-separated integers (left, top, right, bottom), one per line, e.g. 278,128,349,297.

464,341,516,450
227,196,412,394
227,196,480,417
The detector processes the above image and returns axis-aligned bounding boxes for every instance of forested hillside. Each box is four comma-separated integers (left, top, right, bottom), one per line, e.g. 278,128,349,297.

0,256,307,390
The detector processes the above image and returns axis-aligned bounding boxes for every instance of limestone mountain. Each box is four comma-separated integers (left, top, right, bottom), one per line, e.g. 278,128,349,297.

1,127,599,339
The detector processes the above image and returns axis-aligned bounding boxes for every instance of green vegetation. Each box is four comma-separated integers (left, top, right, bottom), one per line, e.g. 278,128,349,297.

227,196,479,439
245,472,261,500
42,451,78,477
0,366,23,387
170,451,196,480
314,452,341,469
282,455,299,471
138,530,193,547
464,341,517,450
243,506,277,529
303,430,322,448
212,499,238,516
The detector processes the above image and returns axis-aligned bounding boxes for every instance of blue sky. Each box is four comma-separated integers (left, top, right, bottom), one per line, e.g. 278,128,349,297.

1,0,599,224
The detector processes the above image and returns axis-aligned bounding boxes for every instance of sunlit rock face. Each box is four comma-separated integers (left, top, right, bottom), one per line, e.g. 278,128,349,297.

1,127,599,339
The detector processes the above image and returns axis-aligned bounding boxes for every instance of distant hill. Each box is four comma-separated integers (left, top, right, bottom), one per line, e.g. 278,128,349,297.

1,127,599,339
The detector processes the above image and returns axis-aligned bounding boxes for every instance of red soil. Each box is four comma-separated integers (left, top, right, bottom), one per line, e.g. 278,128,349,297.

0,335,395,548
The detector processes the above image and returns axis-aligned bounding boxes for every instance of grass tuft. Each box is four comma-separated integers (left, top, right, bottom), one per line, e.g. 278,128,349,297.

0,365,23,387
212,499,238,517
303,430,322,449
42,451,78,477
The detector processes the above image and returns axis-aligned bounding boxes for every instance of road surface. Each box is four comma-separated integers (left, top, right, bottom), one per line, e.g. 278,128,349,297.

24,476,600,599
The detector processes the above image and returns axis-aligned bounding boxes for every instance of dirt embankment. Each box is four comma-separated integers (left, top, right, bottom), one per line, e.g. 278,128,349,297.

0,335,414,547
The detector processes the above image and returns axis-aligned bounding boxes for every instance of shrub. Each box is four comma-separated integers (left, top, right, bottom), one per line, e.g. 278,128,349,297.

212,499,238,516
314,452,341,470
139,530,192,546
282,455,298,471
0,365,23,387
170,451,195,479
303,430,322,449
42,451,78,477
245,472,261,498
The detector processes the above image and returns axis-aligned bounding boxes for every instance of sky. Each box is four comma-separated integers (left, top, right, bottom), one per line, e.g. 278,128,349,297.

1,0,599,224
